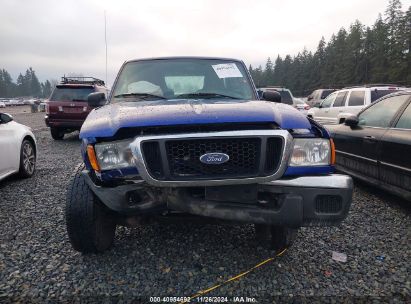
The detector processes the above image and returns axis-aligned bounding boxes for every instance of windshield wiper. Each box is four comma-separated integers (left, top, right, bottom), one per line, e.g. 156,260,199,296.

175,92,241,99
72,99,86,102
113,93,166,100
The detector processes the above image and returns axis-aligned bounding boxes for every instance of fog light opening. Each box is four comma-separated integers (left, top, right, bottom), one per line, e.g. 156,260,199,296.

127,191,144,206
257,192,280,209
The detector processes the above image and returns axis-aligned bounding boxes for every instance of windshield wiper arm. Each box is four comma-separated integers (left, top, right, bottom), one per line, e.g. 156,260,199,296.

113,93,166,99
175,92,241,99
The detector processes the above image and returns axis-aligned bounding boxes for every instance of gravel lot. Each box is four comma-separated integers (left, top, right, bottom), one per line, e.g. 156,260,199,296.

0,109,410,303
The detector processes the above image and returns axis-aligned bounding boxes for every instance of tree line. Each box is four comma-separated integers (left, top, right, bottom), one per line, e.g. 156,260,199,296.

249,0,411,96
0,68,55,99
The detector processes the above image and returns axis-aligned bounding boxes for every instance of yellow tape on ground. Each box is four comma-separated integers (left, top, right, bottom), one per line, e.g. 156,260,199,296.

179,248,287,303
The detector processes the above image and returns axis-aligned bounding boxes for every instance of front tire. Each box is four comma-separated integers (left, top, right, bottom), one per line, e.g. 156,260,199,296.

18,139,36,178
50,127,64,140
255,224,298,251
66,165,116,253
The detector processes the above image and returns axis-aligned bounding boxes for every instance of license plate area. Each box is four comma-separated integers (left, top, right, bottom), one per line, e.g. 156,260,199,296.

205,184,258,203
63,107,82,113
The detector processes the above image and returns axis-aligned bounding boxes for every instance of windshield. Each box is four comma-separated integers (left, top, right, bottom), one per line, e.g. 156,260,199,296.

278,91,293,104
50,87,94,102
112,59,255,101
320,89,335,99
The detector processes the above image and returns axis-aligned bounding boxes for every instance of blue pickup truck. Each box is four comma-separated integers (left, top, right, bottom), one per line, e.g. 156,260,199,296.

65,57,353,253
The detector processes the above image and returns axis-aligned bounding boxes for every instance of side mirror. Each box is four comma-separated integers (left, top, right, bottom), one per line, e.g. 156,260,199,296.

0,113,13,124
87,92,106,107
307,96,313,101
262,91,281,103
344,115,359,127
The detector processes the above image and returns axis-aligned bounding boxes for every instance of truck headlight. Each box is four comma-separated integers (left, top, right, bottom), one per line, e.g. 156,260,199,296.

289,138,331,166
94,140,134,170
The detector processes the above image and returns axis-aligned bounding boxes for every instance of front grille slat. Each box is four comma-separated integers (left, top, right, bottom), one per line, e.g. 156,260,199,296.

141,141,164,179
141,136,283,181
265,137,283,174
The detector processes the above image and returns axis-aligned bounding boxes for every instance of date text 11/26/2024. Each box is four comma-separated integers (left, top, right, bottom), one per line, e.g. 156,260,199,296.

149,296,257,303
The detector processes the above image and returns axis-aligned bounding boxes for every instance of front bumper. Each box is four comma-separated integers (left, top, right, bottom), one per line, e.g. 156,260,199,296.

83,173,353,227
45,115,84,129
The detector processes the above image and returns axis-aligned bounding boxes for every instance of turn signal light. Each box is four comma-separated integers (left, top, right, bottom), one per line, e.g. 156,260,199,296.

87,145,101,172
330,139,336,165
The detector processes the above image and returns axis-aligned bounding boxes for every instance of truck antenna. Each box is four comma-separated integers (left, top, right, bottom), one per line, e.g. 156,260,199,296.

104,10,108,86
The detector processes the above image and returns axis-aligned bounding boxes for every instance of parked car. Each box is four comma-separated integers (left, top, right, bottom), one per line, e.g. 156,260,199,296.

0,113,37,181
258,87,294,105
65,57,353,254
0,101,5,108
307,85,406,125
45,76,107,140
327,90,411,201
258,87,310,113
293,97,311,115
7,99,21,106
306,89,336,107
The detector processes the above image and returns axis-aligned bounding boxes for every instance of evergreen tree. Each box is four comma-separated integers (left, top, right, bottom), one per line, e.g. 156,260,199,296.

385,0,405,81
401,6,411,82
16,73,26,96
42,80,52,98
264,57,274,85
29,68,42,97
344,21,365,84
1,69,15,97
272,55,283,85
368,14,390,82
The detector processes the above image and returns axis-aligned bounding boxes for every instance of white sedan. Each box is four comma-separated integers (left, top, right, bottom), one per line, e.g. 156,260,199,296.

0,113,37,181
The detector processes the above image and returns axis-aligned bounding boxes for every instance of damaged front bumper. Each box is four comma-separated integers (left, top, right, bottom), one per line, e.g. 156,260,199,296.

83,172,353,227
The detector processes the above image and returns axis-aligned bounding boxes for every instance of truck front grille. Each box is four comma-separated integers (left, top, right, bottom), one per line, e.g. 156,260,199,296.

141,136,284,181
166,138,260,179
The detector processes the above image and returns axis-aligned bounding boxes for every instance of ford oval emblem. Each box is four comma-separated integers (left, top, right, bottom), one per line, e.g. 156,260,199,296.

200,153,230,165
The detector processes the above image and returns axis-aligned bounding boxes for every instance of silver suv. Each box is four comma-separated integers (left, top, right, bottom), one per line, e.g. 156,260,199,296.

306,89,336,107
307,85,407,125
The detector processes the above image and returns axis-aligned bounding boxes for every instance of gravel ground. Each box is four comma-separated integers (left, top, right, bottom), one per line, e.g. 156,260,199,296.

0,111,410,303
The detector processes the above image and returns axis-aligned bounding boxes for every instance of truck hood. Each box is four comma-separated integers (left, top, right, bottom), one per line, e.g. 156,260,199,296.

80,99,311,138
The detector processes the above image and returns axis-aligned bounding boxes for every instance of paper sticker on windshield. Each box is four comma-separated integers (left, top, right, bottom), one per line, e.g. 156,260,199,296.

212,63,243,78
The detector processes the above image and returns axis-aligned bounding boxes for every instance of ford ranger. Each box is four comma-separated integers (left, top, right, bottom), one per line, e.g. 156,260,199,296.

65,57,353,253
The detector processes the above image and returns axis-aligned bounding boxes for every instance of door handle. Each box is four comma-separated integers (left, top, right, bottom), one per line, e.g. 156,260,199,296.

363,135,375,140
338,110,343,112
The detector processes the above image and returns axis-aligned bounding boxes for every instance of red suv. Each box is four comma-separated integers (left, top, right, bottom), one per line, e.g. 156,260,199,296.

45,77,107,140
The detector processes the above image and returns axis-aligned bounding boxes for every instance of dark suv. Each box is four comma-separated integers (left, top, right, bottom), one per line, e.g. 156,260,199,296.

45,77,107,140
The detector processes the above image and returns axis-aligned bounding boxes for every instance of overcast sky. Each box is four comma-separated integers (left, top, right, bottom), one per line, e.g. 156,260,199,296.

1,0,410,87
